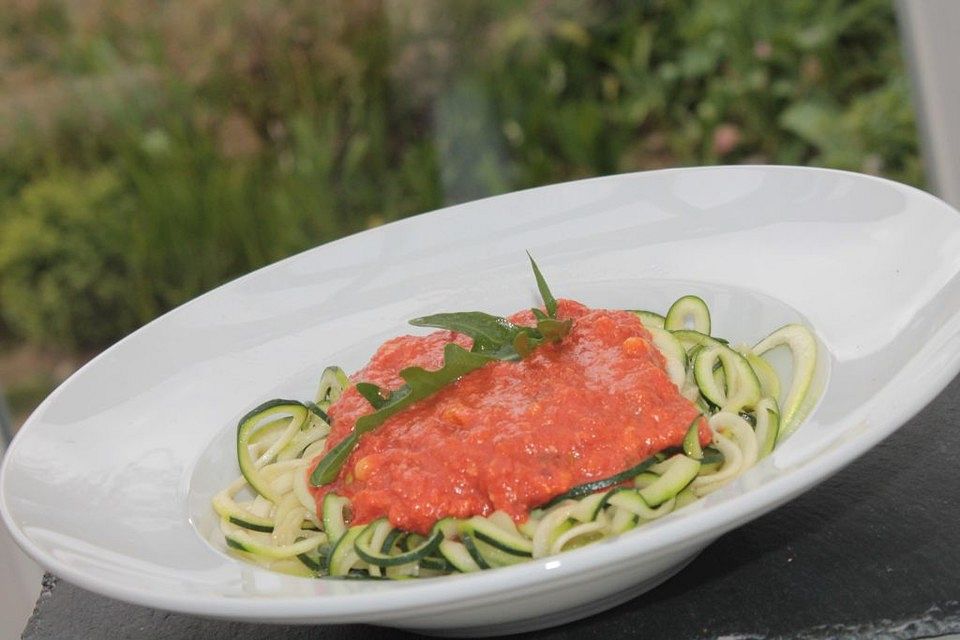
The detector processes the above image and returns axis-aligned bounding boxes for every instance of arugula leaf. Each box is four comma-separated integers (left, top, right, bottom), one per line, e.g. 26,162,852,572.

527,252,558,318
537,318,572,342
410,312,522,357
512,331,535,359
309,257,572,487
355,382,387,409
310,431,359,485
410,311,572,360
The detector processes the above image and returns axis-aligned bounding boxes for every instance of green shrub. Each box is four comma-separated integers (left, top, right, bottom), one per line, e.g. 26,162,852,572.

0,0,921,352
0,169,137,348
479,0,917,185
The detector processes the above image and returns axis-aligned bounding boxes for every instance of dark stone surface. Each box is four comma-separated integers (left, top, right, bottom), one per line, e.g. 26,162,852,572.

22,376,960,639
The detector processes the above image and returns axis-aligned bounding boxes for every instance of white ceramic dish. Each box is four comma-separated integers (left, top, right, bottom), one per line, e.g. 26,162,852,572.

4,166,960,636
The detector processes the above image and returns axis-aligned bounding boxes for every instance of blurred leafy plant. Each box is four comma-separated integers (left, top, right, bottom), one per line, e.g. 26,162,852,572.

480,0,920,185
0,169,136,348
0,0,921,351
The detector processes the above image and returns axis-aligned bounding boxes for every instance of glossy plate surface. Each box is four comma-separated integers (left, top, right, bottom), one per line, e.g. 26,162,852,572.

4,166,960,634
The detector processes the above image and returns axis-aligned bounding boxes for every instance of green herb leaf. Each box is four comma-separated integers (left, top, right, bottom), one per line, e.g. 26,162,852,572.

410,312,522,357
513,331,534,358
310,431,360,485
355,382,387,409
527,252,558,318
537,318,573,342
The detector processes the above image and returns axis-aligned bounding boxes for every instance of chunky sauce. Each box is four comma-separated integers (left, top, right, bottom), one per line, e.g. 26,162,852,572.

311,299,707,534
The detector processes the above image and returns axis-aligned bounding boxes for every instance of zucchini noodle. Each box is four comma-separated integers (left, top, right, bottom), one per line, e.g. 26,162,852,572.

212,297,817,579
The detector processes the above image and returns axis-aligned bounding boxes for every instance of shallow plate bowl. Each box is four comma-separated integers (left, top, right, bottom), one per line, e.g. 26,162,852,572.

4,166,960,635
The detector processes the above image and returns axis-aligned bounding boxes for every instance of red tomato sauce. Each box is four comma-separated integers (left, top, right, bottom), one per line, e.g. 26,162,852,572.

311,299,708,534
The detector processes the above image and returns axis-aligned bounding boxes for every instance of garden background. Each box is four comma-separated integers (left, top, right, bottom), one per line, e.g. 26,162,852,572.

0,0,921,428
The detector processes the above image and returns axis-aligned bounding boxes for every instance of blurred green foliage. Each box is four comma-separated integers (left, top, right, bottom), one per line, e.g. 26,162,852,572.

0,168,134,347
0,0,920,350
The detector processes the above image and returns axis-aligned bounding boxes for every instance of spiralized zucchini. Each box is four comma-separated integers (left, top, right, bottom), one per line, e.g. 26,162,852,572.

212,297,818,578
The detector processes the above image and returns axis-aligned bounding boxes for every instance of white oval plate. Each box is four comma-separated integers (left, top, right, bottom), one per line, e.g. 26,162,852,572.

4,166,960,636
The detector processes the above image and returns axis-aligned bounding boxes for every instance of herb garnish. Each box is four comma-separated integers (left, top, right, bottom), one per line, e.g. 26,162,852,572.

310,255,571,486
528,251,558,317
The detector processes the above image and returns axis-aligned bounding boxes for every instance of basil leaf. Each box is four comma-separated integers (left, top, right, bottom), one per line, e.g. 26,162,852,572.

527,252,558,318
